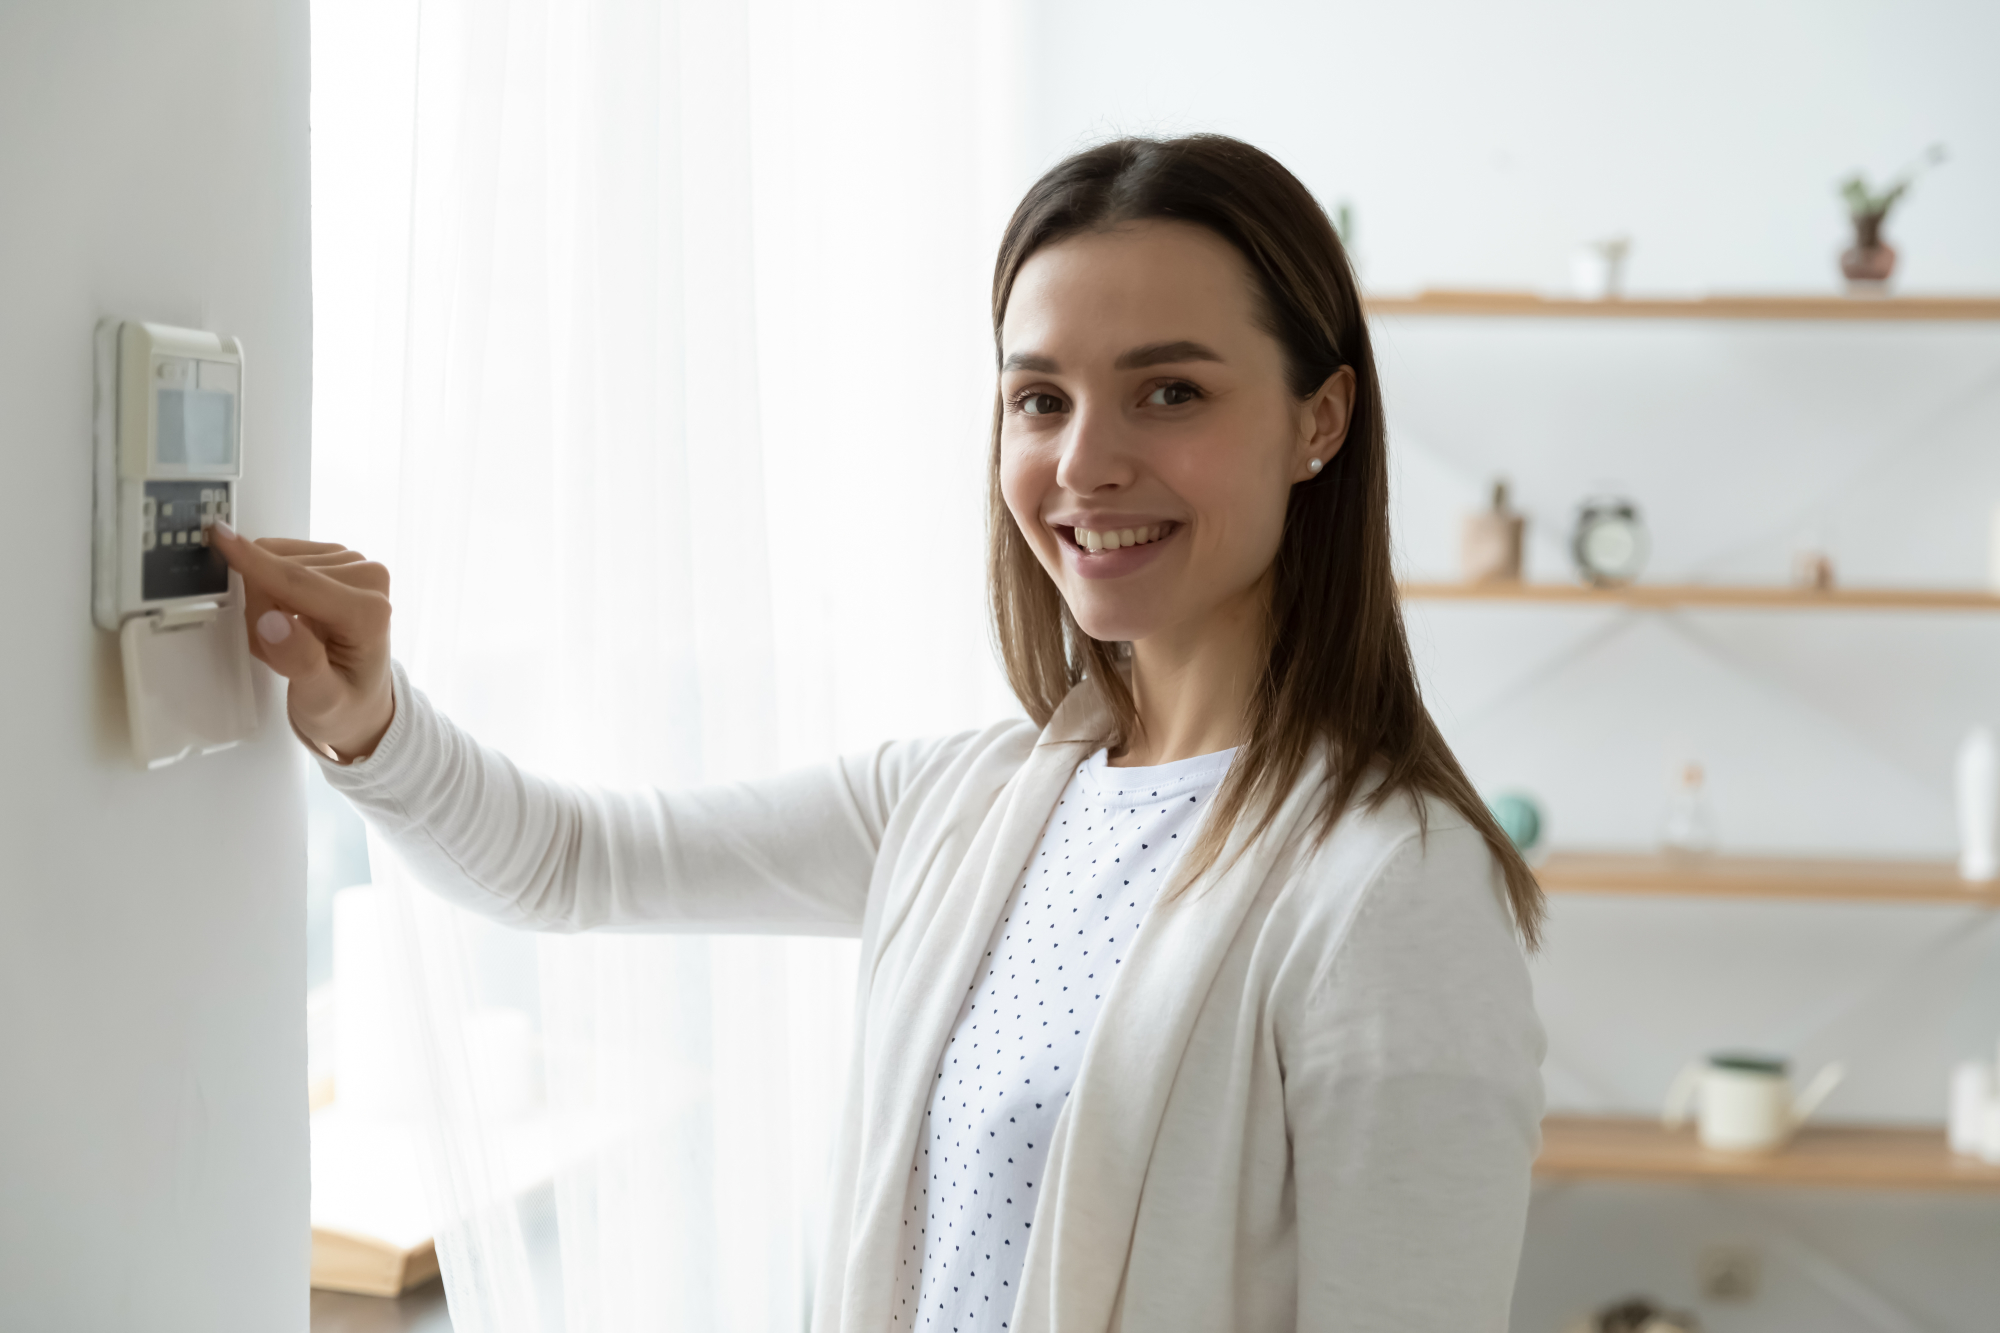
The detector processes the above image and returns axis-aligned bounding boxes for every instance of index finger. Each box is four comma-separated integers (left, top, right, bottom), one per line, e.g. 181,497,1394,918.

254,537,353,557
210,522,383,626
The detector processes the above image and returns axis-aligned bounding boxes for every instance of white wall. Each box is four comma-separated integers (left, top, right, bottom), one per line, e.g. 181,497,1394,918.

1020,2,2000,1329
0,3,312,1330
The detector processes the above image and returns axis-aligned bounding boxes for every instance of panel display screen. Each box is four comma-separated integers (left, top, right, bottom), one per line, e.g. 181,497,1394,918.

156,387,236,468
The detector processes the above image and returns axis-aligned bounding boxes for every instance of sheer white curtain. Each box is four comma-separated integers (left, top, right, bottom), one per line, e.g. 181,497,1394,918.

309,1,1025,1328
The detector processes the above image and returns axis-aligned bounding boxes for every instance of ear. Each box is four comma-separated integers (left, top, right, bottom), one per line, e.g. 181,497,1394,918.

1293,366,1356,482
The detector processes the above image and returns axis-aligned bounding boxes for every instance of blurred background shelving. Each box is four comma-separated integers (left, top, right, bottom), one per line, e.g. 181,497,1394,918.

1367,292,2000,321
1401,581,2000,611
1537,1117,2000,1192
1536,851,2000,908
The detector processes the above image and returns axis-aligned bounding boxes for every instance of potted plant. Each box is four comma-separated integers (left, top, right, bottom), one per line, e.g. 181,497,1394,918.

1838,143,1946,288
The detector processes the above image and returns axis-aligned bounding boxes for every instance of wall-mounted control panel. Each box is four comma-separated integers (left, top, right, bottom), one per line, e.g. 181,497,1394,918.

93,320,258,768
93,322,243,630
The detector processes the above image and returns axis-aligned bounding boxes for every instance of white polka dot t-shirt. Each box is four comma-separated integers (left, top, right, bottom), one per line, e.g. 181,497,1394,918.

896,742,1236,1330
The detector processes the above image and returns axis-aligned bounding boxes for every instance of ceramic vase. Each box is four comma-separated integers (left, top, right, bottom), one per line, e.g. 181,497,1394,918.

1841,212,1897,287
1460,480,1525,582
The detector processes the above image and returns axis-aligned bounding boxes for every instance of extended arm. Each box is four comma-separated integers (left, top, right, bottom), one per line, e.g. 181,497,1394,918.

1283,827,1546,1331
320,663,956,935
204,526,948,934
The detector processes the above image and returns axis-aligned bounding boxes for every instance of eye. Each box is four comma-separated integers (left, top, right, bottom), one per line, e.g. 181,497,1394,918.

1013,391,1067,417
1144,381,1202,408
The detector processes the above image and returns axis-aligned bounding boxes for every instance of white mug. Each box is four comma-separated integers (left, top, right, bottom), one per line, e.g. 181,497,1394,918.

1570,237,1630,300
1948,1060,1994,1156
1958,727,1999,882
1663,1053,1844,1153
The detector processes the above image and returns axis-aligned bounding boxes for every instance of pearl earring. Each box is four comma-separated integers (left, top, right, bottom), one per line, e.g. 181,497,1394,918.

1307,457,1323,474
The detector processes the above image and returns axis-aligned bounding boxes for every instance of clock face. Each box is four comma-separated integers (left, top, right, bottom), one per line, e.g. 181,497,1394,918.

1574,504,1648,585
1583,519,1639,572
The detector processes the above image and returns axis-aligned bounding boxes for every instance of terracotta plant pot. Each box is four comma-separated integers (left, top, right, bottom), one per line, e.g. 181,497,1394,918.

1841,211,1897,286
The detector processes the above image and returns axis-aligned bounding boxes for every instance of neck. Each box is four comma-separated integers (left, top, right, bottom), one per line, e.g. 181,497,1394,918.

1110,577,1268,767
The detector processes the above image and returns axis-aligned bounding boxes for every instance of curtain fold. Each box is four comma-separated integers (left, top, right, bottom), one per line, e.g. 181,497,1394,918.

309,0,1026,1328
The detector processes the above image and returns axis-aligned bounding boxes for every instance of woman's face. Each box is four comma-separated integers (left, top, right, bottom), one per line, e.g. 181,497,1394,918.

998,220,1352,648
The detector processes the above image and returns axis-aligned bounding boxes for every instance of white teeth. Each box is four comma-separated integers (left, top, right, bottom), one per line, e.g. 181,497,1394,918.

1075,523,1170,552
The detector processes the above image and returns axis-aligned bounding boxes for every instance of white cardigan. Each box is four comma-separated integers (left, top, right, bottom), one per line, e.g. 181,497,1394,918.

323,664,1545,1332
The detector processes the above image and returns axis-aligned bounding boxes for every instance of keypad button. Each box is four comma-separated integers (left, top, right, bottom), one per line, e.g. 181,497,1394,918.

141,531,156,552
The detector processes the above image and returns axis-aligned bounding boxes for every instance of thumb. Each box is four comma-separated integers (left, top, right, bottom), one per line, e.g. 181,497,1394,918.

250,606,334,692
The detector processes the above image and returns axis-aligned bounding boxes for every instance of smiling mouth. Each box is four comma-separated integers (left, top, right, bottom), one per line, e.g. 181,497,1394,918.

1058,521,1180,554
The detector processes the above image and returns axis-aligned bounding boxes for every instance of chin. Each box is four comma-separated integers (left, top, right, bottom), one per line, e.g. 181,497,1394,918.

1061,592,1164,646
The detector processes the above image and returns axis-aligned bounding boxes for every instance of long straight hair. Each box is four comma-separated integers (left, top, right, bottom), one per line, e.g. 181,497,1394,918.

987,135,1544,948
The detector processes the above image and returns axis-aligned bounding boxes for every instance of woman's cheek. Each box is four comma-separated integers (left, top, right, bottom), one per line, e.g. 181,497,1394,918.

1175,466,1285,584
998,438,1051,551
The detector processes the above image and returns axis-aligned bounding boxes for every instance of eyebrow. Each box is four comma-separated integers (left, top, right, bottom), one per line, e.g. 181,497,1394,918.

998,340,1227,374
1116,340,1225,370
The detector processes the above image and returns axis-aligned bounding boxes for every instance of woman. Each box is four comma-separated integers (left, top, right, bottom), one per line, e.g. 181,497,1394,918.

217,135,1545,1332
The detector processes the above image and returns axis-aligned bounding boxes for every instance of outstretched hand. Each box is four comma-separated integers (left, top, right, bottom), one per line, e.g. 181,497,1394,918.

208,522,396,762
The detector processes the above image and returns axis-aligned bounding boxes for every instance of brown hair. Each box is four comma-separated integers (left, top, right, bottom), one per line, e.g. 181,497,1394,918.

987,134,1544,948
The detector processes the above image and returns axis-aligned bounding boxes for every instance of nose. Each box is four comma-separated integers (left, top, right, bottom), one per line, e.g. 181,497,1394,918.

1054,398,1137,497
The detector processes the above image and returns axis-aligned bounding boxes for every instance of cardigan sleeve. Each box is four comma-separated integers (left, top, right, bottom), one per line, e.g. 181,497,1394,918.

315,661,969,936
1281,823,1546,1332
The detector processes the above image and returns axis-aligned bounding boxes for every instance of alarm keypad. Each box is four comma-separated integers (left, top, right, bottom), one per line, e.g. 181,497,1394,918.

142,479,229,602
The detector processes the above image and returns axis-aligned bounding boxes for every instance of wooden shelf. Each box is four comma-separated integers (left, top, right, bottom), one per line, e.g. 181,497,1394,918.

311,1227,439,1297
1538,851,2000,908
1537,1116,2000,1192
1367,291,2000,322
1400,581,2000,612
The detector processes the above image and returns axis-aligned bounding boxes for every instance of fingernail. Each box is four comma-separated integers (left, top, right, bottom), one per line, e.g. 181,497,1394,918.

212,520,235,540
257,610,292,644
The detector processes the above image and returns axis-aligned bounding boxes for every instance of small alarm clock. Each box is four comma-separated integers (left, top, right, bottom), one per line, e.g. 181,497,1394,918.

1572,496,1649,587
